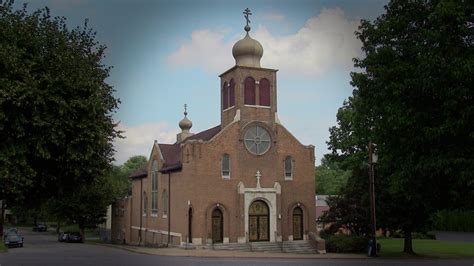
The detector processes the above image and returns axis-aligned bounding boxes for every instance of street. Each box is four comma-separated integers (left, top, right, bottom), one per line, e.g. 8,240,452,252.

1,229,473,266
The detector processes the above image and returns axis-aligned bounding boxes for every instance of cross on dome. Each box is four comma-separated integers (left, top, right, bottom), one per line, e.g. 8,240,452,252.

243,8,252,32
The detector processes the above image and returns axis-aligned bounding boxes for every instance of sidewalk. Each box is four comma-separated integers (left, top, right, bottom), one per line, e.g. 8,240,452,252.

91,242,367,259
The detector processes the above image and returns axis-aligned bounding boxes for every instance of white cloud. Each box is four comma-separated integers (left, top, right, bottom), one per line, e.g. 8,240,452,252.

113,122,178,165
166,29,234,73
166,8,362,77
262,12,286,22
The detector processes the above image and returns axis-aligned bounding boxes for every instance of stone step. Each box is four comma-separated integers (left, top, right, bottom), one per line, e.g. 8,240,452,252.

212,243,251,252
282,240,316,254
250,242,283,252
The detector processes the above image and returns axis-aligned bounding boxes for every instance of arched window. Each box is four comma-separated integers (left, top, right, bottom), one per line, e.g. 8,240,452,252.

229,79,235,107
244,77,256,105
162,190,168,216
259,78,270,106
151,160,158,214
285,156,293,179
143,192,147,216
221,154,230,178
223,81,229,110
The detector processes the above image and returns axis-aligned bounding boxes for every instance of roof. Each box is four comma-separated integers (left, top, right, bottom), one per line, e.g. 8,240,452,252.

129,166,147,179
184,125,221,142
158,143,181,172
157,125,221,173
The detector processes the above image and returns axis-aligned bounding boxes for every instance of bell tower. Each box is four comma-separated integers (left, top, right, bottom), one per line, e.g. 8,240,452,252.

219,8,278,128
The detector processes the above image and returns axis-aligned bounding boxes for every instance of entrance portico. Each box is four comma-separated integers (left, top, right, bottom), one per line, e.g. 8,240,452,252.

237,171,281,243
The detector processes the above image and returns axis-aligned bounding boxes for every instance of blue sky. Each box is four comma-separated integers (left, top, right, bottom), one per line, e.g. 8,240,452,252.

18,0,388,165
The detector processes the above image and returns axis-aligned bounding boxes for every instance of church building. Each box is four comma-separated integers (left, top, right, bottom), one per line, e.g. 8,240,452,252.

113,10,317,247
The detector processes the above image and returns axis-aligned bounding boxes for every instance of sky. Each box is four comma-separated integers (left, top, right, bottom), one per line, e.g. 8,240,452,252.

17,0,388,165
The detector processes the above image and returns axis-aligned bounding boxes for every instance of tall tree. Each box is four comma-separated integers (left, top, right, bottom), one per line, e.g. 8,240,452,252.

0,2,120,235
328,0,474,254
315,156,351,195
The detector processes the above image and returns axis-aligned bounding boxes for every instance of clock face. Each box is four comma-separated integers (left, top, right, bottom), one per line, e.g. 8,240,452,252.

244,125,271,155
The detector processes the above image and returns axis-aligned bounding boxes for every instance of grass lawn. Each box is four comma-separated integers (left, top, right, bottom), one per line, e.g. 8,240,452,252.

378,237,474,258
0,242,6,252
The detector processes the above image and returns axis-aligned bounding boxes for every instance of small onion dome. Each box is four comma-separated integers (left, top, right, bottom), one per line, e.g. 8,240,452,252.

232,33,264,68
179,115,192,132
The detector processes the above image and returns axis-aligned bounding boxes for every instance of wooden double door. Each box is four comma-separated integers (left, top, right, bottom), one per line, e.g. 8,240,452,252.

249,200,269,242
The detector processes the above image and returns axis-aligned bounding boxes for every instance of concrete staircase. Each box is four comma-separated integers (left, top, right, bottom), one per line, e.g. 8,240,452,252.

250,241,283,252
212,243,251,252
210,240,317,254
282,240,317,254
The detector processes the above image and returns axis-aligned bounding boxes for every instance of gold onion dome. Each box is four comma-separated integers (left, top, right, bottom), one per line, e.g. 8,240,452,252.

179,106,192,131
232,8,263,68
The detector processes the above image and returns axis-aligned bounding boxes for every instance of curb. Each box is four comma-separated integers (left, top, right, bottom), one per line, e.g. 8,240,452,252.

87,241,367,260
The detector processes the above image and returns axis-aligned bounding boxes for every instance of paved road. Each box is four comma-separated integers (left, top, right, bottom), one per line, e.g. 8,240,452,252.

1,229,473,266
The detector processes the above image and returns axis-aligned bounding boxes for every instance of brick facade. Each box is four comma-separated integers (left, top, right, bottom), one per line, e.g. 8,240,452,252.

112,28,317,247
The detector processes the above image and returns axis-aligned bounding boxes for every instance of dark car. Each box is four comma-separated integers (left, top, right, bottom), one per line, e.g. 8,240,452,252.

32,223,48,232
4,231,24,248
58,232,83,243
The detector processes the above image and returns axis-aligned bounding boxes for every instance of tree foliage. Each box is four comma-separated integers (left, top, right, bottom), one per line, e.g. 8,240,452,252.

0,1,120,234
326,0,474,254
315,156,351,195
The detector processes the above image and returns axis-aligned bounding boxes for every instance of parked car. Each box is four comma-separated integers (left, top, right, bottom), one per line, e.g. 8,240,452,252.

32,223,48,232
3,227,18,237
4,231,24,248
58,232,83,243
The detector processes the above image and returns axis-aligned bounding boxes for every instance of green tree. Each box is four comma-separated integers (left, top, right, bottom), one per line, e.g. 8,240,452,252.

328,0,474,254
119,155,147,195
0,2,120,235
315,156,351,195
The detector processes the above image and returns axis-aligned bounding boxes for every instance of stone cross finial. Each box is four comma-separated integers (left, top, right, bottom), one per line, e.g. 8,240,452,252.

255,170,261,188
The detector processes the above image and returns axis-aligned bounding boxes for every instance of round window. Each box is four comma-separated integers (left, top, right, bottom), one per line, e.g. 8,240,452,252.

244,125,271,155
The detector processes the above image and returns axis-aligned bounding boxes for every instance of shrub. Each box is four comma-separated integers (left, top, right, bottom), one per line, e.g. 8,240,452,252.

319,229,333,240
431,210,474,232
326,234,369,253
411,232,435,239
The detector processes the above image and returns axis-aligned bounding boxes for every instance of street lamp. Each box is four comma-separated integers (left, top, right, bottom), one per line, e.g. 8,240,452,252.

368,141,378,257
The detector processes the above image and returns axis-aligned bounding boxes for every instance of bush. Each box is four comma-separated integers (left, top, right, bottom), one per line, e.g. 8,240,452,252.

326,234,369,253
411,232,435,239
319,229,333,240
431,210,474,232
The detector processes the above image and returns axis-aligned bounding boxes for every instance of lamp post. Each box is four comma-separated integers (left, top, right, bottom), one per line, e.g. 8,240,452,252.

368,141,378,257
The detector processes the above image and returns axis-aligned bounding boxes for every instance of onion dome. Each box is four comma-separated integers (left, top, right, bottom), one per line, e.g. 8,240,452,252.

232,8,263,68
179,105,192,132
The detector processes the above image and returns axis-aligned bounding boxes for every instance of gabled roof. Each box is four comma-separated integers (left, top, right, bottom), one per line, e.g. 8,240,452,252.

129,166,147,179
184,125,221,142
158,143,181,171
157,125,221,173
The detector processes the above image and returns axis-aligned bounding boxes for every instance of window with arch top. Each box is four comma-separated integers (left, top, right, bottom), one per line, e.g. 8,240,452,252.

244,77,256,105
221,153,230,178
223,81,229,110
259,78,270,106
223,79,236,110
285,156,293,179
151,160,158,214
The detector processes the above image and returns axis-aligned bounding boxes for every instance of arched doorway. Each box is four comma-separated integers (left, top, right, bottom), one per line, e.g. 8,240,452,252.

293,207,303,240
211,208,223,243
249,200,269,242
188,208,193,243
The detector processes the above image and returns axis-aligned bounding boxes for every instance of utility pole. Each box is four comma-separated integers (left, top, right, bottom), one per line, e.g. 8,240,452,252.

368,141,378,257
